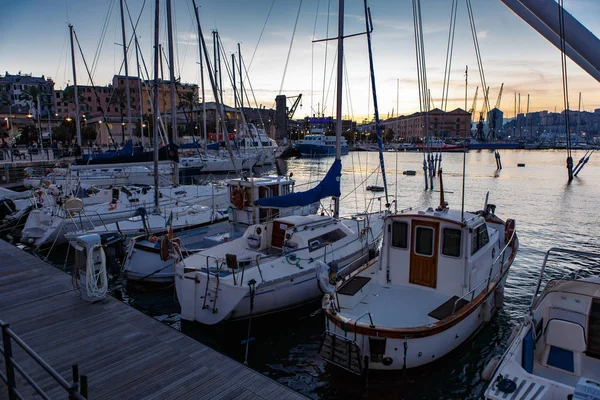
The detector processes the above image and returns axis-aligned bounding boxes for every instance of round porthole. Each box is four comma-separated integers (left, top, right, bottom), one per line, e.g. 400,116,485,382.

382,357,393,366
256,227,262,235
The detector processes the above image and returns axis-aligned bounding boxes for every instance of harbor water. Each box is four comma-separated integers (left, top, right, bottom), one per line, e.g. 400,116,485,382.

46,149,600,399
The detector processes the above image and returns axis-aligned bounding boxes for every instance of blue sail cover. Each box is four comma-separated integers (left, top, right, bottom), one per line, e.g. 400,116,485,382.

255,159,341,208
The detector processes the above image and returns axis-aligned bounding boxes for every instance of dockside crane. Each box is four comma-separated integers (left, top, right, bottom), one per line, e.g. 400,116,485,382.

468,86,479,114
487,83,504,140
475,86,489,142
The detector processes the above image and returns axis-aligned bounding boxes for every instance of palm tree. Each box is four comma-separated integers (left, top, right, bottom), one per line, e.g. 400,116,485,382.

110,87,127,144
179,91,199,137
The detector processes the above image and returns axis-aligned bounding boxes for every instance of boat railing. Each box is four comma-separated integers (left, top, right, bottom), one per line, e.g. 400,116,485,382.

354,312,375,340
452,228,517,316
530,247,600,311
0,319,88,400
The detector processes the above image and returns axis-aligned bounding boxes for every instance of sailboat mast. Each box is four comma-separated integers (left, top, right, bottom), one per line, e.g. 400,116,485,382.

166,0,177,145
153,0,160,211
333,0,344,219
68,24,82,146
363,0,388,205
195,6,238,172
119,0,133,143
238,43,243,110
192,1,207,153
135,36,144,147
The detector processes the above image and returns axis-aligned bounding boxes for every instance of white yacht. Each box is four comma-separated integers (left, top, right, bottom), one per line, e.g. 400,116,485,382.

23,164,174,189
20,184,228,249
485,248,600,400
320,195,518,373
237,123,277,165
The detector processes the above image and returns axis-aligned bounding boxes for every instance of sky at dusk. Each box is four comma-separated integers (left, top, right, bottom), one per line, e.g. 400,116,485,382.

1,0,599,121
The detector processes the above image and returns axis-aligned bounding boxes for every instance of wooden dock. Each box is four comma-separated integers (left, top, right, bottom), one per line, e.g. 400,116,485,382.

0,240,306,400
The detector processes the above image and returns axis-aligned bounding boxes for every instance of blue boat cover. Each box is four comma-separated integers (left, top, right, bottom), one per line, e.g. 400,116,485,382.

255,159,341,208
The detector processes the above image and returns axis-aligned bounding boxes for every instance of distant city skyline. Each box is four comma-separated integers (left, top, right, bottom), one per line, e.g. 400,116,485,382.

1,0,599,121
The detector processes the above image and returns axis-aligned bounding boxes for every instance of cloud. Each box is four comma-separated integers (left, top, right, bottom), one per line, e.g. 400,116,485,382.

479,30,488,40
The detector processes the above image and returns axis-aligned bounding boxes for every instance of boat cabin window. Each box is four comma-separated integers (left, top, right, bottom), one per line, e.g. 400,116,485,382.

414,226,434,256
281,184,291,195
391,221,408,249
471,224,489,255
442,228,462,257
308,228,347,253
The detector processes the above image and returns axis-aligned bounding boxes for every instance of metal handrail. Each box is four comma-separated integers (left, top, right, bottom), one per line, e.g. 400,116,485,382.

530,247,600,310
452,228,517,316
354,312,375,340
0,320,87,400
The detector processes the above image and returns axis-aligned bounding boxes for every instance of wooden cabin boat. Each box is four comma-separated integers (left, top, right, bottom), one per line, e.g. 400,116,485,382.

319,196,518,373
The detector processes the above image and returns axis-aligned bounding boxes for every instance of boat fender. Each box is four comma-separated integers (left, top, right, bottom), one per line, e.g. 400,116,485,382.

481,302,493,322
316,261,335,295
148,235,157,243
495,285,505,309
482,355,502,382
504,219,515,245
231,187,245,210
35,189,44,203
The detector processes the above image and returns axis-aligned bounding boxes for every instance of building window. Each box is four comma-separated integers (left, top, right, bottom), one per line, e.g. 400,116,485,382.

415,226,434,257
442,228,461,257
471,224,489,255
391,221,408,249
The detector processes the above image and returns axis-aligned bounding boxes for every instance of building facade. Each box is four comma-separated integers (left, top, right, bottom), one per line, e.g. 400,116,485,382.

382,108,471,141
0,72,56,115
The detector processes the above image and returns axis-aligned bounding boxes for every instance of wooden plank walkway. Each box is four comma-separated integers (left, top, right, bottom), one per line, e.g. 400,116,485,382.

0,240,306,400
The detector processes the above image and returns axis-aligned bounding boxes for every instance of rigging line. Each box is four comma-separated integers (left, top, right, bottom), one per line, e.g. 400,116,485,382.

340,165,380,202
322,50,338,118
278,0,303,95
558,0,572,177
343,53,354,120
240,55,266,129
90,0,116,81
321,0,332,115
441,0,457,111
54,31,69,89
465,0,489,112
310,0,321,116
247,0,276,75
72,30,116,143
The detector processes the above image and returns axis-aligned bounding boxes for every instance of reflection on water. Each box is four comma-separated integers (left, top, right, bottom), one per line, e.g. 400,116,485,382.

51,150,600,399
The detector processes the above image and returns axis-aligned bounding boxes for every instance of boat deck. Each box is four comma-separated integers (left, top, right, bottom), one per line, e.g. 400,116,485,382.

0,240,305,400
340,283,451,328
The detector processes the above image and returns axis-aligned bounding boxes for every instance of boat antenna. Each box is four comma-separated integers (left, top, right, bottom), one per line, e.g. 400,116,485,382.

461,65,467,222
333,0,344,219
364,0,389,207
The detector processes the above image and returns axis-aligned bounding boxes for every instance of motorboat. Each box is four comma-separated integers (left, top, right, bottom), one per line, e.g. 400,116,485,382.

319,194,518,373
295,134,350,157
416,139,467,152
237,123,277,165
122,174,318,283
484,248,600,400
